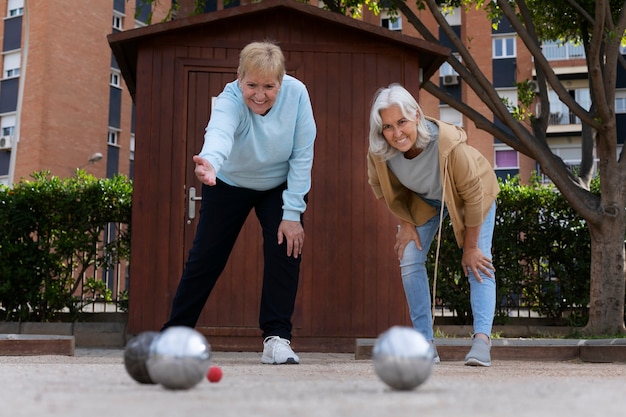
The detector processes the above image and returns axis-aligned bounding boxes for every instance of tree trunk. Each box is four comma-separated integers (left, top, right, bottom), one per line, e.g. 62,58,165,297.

585,215,626,335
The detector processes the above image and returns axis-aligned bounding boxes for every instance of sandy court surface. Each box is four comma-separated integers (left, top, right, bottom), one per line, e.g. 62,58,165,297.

1,349,625,417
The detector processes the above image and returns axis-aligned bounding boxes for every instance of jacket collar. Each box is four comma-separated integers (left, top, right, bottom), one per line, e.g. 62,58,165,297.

424,117,467,158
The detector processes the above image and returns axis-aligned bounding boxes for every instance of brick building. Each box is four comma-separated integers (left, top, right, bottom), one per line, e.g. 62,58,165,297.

0,0,171,185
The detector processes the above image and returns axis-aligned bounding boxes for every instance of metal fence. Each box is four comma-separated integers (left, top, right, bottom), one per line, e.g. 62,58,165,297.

72,222,130,314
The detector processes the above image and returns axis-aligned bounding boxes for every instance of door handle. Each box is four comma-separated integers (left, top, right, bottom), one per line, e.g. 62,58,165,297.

188,186,202,221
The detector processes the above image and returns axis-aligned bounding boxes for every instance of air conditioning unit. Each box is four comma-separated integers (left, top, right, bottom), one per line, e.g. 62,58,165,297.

529,80,540,93
0,136,12,150
443,74,459,86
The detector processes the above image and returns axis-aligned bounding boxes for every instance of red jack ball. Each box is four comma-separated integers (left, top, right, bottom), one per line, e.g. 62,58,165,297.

207,366,223,383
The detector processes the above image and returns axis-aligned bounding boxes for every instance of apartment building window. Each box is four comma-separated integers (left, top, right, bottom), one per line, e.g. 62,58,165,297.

3,53,20,79
5,67,19,78
113,11,124,31
110,70,121,88
441,6,461,26
552,146,594,175
439,105,463,127
1,115,15,138
2,126,14,137
7,0,23,17
497,88,518,112
542,40,585,61
108,129,119,146
439,53,460,76
495,148,518,169
381,11,402,31
548,87,590,125
616,90,626,113
494,147,519,180
493,35,516,58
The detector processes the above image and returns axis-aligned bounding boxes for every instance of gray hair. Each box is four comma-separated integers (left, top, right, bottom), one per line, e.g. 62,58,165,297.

368,83,431,160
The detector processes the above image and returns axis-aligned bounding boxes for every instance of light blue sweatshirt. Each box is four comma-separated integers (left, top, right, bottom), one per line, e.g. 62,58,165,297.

199,75,316,222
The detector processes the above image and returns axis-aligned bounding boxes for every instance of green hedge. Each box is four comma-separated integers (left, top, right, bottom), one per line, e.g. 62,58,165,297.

0,171,606,325
429,175,596,327
0,170,132,321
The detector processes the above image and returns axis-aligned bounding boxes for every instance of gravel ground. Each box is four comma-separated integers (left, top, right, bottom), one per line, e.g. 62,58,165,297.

1,349,625,417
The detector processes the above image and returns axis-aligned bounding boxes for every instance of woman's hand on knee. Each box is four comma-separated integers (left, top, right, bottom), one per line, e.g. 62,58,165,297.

278,220,304,259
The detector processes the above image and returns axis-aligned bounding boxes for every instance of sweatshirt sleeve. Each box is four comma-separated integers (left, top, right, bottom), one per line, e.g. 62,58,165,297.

281,84,316,221
198,85,244,173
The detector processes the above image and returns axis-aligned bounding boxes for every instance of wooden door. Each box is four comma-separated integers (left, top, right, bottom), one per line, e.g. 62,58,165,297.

184,69,264,341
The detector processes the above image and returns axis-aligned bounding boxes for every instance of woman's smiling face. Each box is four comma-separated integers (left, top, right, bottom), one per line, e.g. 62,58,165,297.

379,104,419,153
239,71,281,116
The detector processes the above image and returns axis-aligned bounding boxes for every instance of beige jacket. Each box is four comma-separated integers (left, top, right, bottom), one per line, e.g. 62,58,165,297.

367,117,500,248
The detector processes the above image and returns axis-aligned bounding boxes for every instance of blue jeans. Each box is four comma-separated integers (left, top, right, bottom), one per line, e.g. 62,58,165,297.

400,202,496,341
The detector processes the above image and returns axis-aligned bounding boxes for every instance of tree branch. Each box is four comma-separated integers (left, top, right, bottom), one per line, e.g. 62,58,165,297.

421,81,533,156
504,0,597,129
421,0,513,122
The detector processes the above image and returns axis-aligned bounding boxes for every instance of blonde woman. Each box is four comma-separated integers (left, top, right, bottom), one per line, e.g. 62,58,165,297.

163,41,316,365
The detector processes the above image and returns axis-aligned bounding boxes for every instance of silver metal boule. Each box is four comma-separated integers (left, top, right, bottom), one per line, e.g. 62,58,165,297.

372,326,434,391
146,326,212,390
124,331,160,384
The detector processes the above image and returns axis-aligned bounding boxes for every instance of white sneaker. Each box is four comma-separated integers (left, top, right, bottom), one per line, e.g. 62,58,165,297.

261,336,300,365
431,343,441,364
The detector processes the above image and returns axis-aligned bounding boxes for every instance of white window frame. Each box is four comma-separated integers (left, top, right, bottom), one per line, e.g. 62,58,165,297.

110,70,121,88
497,88,518,113
112,11,124,31
439,53,461,77
493,35,516,59
548,86,590,125
5,67,19,78
108,129,119,146
380,10,402,32
494,147,519,170
616,90,626,114
130,134,135,161
7,0,23,17
3,52,20,80
439,105,463,127
441,6,461,26
1,114,16,137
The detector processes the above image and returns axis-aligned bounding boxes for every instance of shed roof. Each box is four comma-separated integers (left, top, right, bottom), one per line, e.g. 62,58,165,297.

108,0,449,100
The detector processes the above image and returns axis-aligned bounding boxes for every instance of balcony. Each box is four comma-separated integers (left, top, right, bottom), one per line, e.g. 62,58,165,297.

542,41,586,61
547,111,582,134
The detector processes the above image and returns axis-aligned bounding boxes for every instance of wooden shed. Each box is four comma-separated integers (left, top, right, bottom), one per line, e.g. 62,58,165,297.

108,0,449,352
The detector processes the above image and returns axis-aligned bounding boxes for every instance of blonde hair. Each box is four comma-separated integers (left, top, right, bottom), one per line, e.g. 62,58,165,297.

238,41,285,83
369,83,432,160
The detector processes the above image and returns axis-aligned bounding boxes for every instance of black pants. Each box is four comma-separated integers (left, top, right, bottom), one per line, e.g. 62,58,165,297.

163,180,302,340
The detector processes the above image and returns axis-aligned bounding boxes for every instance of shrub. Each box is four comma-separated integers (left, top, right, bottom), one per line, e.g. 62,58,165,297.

0,170,132,321
428,174,593,326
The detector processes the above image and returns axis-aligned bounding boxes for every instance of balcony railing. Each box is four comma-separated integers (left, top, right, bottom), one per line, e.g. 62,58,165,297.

542,41,585,61
548,112,580,125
